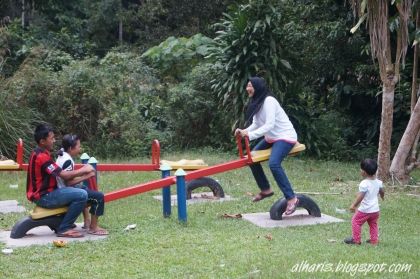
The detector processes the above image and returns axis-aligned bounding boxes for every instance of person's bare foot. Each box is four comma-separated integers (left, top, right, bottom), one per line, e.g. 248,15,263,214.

82,219,91,229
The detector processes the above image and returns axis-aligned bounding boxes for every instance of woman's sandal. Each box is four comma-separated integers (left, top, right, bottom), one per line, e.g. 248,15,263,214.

285,198,299,215
57,229,84,238
252,191,274,202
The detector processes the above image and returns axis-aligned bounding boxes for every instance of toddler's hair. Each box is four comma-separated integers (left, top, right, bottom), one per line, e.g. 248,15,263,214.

57,134,80,156
360,158,377,176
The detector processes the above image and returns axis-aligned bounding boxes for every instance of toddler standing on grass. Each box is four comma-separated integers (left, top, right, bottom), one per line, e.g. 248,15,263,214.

344,159,385,245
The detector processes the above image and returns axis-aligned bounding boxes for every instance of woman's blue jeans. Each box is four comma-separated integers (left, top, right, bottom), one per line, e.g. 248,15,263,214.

250,139,296,200
34,187,88,234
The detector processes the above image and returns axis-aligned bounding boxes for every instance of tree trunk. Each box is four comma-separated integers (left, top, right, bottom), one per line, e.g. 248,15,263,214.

21,0,25,28
407,10,420,174
119,20,123,44
377,81,395,181
412,10,420,112
389,98,420,184
119,0,123,44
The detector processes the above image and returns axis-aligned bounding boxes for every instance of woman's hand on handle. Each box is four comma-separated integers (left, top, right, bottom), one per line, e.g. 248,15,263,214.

234,129,248,138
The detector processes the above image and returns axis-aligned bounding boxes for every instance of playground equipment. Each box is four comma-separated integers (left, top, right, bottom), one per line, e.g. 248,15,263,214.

8,140,222,238
1,139,161,172
9,136,321,238
10,207,67,238
9,158,99,239
101,136,317,222
269,194,322,220
0,139,24,171
2,139,222,199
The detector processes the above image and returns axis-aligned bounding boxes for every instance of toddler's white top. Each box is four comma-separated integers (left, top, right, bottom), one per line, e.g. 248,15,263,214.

358,178,383,213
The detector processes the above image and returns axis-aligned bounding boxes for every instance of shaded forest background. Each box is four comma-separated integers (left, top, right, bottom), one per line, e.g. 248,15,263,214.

0,0,413,161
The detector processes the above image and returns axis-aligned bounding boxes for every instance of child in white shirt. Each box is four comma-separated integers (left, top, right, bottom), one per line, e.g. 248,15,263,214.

57,134,108,235
344,159,384,245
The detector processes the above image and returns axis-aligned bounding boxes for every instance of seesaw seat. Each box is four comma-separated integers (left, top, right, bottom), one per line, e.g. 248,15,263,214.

0,159,20,170
159,143,306,169
251,142,306,163
160,159,208,170
10,206,69,239
30,206,68,219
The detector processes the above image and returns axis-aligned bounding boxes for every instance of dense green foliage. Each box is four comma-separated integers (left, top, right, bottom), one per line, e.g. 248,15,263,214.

166,63,233,149
142,34,213,81
208,0,292,126
0,0,414,159
1,47,172,158
277,0,384,159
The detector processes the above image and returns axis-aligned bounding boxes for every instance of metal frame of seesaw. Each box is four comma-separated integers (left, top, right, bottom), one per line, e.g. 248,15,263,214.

7,135,253,178
5,139,161,172
6,136,255,222
102,136,257,222
6,136,287,223
104,135,253,202
0,139,25,171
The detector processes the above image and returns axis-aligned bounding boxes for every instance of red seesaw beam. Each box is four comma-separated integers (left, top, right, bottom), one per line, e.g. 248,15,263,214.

16,139,162,172
75,163,159,172
104,157,250,202
105,175,177,202
105,135,253,202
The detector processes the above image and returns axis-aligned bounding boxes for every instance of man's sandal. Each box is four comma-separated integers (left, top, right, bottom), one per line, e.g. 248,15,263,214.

57,229,84,238
252,191,274,202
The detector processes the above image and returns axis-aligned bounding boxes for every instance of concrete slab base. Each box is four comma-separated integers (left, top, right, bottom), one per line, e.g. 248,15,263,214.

242,209,344,228
0,224,107,248
153,192,235,206
0,200,26,214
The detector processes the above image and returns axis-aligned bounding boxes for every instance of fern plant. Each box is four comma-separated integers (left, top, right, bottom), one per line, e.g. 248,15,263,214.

207,0,292,128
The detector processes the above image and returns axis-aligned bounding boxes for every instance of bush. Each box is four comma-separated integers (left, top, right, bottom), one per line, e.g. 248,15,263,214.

166,63,232,149
0,20,30,78
91,51,170,157
142,34,213,81
291,107,377,161
0,93,40,160
1,48,169,158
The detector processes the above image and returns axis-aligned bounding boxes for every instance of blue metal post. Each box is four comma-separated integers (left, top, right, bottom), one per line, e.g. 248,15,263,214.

160,164,172,218
80,153,90,188
175,168,187,223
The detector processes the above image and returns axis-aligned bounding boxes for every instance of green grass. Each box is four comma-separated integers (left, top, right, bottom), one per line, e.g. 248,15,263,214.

0,151,419,279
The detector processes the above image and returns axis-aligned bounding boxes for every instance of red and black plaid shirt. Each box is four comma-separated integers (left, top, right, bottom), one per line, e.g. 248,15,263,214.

26,147,62,202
